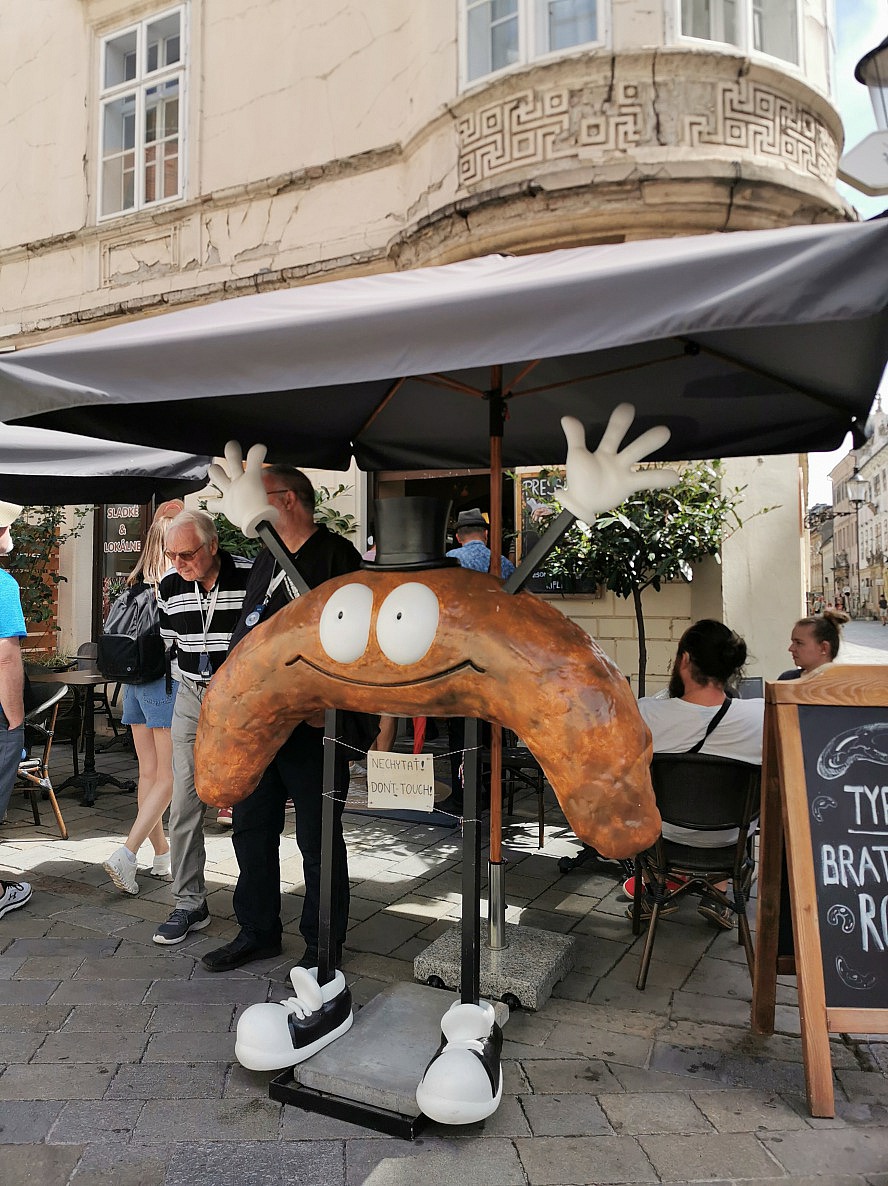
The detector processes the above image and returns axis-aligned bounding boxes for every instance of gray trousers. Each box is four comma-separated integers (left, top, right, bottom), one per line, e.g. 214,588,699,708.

169,678,209,911
0,717,23,820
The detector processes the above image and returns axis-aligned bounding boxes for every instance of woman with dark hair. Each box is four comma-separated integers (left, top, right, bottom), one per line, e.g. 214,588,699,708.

632,619,764,929
781,609,848,679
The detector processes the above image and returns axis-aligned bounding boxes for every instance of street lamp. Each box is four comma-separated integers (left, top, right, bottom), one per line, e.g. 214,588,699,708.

857,36,888,129
838,35,888,197
847,473,870,618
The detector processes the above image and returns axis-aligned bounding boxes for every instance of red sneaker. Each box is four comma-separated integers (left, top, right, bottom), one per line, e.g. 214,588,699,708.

622,874,686,899
216,807,233,827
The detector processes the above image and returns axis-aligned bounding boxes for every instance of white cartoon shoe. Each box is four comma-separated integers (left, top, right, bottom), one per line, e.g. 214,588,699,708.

235,965,353,1071
415,1000,503,1125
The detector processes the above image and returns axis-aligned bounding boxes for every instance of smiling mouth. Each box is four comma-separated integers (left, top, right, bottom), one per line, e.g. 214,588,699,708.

284,656,485,686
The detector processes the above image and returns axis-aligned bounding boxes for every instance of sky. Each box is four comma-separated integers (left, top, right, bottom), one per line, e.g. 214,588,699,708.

807,0,887,504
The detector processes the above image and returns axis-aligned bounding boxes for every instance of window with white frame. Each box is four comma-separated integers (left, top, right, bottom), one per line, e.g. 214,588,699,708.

679,0,799,66
98,7,185,218
464,0,600,85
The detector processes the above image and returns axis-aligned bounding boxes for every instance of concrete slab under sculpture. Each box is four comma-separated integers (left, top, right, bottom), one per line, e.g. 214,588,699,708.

415,922,576,1011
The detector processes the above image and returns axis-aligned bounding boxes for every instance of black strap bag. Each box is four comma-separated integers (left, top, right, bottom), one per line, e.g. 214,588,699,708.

96,581,166,685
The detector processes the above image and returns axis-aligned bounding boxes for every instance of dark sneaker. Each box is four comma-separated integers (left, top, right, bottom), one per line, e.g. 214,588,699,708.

625,891,680,921
698,896,735,930
153,903,210,945
0,880,33,919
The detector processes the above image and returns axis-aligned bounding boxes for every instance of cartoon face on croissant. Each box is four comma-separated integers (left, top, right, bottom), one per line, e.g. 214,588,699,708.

194,567,660,858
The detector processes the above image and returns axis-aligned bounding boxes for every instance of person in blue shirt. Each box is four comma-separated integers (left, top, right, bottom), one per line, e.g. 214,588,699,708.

445,508,515,578
0,501,32,920
441,508,514,814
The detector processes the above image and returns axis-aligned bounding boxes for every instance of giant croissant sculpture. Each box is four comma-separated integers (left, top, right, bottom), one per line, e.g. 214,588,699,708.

194,566,659,859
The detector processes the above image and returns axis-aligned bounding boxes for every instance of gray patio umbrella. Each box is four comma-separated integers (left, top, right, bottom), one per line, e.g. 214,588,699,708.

0,220,886,468
0,423,210,503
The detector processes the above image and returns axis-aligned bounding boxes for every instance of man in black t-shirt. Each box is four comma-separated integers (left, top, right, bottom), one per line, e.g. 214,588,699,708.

202,465,372,973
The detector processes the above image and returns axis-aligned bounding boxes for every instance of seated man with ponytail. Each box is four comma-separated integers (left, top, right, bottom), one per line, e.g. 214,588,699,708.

633,619,764,929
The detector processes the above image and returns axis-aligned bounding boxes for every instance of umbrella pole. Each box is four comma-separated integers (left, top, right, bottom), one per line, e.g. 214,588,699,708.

487,387,506,950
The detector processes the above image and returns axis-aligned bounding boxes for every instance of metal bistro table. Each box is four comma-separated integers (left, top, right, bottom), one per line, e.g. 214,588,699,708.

42,667,135,806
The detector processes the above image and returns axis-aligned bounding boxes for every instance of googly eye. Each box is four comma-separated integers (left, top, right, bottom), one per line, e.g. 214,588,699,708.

376,583,439,666
318,583,373,664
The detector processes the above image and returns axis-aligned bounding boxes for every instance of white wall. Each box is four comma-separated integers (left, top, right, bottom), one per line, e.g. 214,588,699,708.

721,454,805,680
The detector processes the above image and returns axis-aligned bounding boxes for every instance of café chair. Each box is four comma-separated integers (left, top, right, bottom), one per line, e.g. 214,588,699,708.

76,642,121,740
629,752,761,990
18,684,70,839
484,729,548,848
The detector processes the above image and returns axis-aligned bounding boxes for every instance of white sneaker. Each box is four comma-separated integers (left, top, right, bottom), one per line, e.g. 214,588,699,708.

150,852,172,878
0,880,32,919
103,846,139,896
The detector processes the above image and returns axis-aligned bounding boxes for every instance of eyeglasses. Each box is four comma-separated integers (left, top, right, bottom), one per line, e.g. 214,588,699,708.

264,488,291,497
165,542,206,563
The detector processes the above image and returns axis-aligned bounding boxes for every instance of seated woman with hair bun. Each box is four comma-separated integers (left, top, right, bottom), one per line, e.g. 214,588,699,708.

631,619,764,930
780,608,849,680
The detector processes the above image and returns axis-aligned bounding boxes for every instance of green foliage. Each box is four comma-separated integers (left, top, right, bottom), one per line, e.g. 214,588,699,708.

313,484,358,537
200,482,357,557
533,461,775,692
5,506,89,636
543,461,743,594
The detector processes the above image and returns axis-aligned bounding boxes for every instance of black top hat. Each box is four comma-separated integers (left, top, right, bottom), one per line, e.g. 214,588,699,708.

363,497,458,571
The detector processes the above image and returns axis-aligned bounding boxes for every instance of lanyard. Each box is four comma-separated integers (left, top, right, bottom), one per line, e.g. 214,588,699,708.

244,564,298,630
195,581,220,657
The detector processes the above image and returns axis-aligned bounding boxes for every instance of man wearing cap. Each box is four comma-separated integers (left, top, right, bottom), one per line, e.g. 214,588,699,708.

0,502,32,919
446,508,515,579
441,509,515,815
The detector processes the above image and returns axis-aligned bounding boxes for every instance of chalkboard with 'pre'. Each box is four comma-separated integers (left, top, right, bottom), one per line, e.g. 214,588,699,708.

798,704,888,1010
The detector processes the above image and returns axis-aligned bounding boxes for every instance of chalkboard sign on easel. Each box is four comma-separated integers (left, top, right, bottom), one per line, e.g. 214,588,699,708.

751,666,888,1117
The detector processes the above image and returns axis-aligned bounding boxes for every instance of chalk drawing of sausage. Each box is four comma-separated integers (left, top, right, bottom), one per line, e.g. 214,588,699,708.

836,956,875,990
811,795,837,822
817,722,888,780
826,904,855,934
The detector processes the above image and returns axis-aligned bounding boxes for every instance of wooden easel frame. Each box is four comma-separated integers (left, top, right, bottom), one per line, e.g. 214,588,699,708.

752,665,888,1117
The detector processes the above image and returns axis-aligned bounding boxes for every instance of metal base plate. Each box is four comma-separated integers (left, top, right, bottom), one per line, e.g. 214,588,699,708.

267,982,507,1139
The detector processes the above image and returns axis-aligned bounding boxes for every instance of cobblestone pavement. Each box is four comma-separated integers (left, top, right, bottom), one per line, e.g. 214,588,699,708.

1,664,887,1184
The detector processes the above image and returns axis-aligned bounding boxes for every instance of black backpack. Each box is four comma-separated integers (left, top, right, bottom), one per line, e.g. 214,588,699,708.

97,580,166,684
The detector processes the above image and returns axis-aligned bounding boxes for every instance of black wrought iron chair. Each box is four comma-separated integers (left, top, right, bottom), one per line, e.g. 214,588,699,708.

18,684,70,839
480,729,548,847
76,642,121,739
502,731,547,848
629,752,761,990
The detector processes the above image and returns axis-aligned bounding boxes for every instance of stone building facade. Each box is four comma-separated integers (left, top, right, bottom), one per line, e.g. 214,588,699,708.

1,0,851,681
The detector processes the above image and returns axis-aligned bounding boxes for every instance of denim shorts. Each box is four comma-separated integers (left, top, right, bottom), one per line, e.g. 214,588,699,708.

122,678,177,729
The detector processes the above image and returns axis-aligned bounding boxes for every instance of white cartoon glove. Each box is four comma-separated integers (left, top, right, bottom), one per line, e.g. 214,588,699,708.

205,441,279,538
559,404,679,524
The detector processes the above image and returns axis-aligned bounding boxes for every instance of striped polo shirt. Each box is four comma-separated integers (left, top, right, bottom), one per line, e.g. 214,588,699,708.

158,549,253,682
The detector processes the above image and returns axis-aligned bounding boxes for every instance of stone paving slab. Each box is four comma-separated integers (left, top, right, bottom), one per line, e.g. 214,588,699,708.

347,1136,528,1186
2,1143,84,1186
514,1134,659,1184
639,1131,786,1179
758,1128,888,1176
